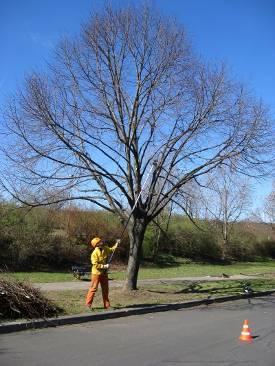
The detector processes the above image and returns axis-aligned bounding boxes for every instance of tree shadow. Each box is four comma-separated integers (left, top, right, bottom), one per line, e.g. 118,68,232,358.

147,282,244,296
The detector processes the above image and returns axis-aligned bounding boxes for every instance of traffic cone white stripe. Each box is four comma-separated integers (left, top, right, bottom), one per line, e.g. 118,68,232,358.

239,319,253,342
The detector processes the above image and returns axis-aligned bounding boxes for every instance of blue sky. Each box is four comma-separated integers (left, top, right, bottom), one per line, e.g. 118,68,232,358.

0,0,274,206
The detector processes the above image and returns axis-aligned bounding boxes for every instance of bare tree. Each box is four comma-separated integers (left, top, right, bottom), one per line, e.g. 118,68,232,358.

264,181,275,228
175,180,203,219
0,5,273,289
200,166,252,259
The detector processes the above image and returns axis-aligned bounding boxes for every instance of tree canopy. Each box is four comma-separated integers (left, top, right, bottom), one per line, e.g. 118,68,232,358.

1,5,273,289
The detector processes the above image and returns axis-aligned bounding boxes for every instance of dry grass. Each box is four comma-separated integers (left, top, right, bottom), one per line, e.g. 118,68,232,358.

45,279,275,315
2,278,274,322
45,287,202,314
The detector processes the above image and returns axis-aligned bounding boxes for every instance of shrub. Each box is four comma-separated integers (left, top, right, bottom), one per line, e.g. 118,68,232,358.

162,219,221,261
257,239,275,259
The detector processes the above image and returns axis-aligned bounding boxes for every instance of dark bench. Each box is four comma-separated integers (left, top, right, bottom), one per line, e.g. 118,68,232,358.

71,265,90,280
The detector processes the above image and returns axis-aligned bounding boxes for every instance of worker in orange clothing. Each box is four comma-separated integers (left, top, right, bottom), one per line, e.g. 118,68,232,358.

86,237,120,310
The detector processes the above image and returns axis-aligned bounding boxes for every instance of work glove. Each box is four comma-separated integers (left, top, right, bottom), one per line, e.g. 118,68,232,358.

114,239,121,249
103,264,109,269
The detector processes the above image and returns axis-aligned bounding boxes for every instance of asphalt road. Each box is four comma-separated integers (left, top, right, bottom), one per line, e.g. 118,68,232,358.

1,295,274,366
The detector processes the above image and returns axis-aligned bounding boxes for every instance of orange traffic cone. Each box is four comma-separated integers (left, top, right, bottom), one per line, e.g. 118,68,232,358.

239,319,253,342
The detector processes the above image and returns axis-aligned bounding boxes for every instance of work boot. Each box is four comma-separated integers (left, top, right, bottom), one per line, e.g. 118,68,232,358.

104,300,111,309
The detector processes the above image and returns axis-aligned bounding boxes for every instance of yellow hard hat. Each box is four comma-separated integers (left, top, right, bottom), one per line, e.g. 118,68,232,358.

91,237,102,248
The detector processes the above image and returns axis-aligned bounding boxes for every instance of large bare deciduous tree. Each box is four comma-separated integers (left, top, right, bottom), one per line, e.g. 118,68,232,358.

1,6,273,289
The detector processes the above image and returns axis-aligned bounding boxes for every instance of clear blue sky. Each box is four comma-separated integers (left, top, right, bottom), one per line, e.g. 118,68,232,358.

1,0,274,205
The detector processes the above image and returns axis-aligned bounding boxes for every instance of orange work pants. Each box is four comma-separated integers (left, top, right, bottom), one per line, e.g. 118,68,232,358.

86,273,110,308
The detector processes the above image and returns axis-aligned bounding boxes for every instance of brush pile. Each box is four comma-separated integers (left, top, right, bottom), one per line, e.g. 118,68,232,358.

0,277,62,320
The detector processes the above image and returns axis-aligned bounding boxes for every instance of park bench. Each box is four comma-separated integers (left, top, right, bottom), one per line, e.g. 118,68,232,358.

71,265,90,280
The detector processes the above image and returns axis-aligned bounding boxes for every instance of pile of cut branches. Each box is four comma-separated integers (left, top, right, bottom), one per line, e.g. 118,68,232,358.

0,278,62,320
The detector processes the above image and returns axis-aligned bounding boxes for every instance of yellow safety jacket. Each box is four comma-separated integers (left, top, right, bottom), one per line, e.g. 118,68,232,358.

91,245,116,275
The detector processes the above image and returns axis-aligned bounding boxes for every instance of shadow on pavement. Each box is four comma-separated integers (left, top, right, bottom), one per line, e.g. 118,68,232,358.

199,294,275,311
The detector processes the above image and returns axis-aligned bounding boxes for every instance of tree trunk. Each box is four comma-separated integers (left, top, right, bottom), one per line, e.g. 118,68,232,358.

124,218,147,290
221,220,228,261
221,238,227,261
152,226,161,262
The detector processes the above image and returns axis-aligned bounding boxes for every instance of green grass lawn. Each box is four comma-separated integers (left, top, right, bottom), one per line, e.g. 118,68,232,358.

1,268,275,322
2,260,275,282
125,260,275,280
45,278,275,315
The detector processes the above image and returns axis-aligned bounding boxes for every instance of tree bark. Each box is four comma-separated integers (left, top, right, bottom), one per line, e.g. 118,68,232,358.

124,218,147,290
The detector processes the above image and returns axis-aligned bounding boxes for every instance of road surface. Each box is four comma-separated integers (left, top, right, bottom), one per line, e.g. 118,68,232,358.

0,295,274,366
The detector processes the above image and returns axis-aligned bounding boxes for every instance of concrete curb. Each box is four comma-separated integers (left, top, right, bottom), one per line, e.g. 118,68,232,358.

1,289,275,334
